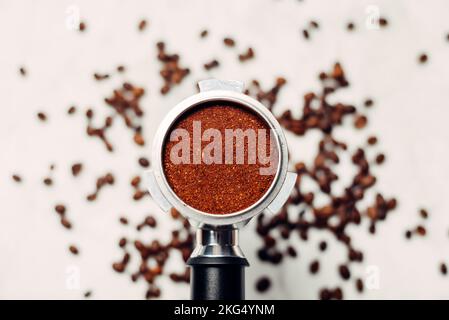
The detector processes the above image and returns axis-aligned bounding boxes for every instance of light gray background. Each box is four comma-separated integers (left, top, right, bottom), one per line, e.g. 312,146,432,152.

1,0,449,299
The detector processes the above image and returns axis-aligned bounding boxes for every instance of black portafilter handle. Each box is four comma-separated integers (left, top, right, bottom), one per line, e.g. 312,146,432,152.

187,228,249,300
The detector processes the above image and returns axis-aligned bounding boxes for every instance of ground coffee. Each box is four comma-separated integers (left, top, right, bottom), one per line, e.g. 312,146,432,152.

163,102,278,214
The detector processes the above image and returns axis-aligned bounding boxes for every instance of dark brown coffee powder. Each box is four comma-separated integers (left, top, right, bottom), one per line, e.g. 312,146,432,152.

163,103,278,214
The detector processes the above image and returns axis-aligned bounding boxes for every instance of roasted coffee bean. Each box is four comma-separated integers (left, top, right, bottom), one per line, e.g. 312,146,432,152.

138,157,150,168
204,59,219,70
67,106,76,115
84,291,92,298
286,246,297,257
94,73,110,81
367,136,378,145
79,21,86,32
200,29,208,38
375,153,385,164
12,174,22,183
138,19,147,31
441,263,448,275
354,115,367,129
347,22,355,31
71,163,83,177
223,37,235,47
302,29,309,39
255,276,271,293
310,260,320,274
419,208,429,219
419,53,428,64
378,17,388,27
37,112,47,122
364,98,374,107
319,241,327,252
238,47,255,62
355,278,364,292
43,177,53,186
55,204,66,215
119,217,128,225
69,245,79,255
19,67,27,76
119,238,127,248
339,264,351,280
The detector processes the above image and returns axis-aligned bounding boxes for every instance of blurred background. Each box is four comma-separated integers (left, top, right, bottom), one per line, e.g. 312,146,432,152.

1,0,449,299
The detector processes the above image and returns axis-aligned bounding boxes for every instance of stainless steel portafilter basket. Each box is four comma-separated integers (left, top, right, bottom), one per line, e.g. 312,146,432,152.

145,79,297,300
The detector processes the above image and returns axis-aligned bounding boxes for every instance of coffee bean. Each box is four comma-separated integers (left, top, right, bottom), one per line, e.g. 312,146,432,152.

79,21,86,32
441,263,447,275
138,19,147,31
43,177,53,186
37,112,47,122
255,276,271,293
419,208,429,219
339,264,351,280
200,29,208,38
55,204,66,215
356,278,364,292
310,260,320,274
138,157,150,168
71,163,83,177
67,106,76,115
223,37,235,47
19,67,27,76
69,245,79,255
346,22,355,31
319,241,327,252
12,174,22,183
418,53,428,64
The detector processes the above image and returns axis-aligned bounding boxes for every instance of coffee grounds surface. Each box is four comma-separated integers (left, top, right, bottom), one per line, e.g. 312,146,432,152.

163,103,277,214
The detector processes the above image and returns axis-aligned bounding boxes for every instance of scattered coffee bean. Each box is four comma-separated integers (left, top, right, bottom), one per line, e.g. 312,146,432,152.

55,204,66,215
319,241,327,252
347,22,355,31
119,216,128,225
364,98,374,107
418,53,428,64
378,17,388,27
367,136,378,145
355,278,364,292
86,173,114,201
67,106,76,115
441,263,447,275
419,208,429,219
238,47,255,62
84,291,92,298
310,260,320,274
37,112,47,122
339,264,351,280
138,19,147,31
19,66,27,76
256,276,271,293
302,29,309,39
79,21,86,32
94,73,110,81
157,42,190,94
245,77,286,111
69,245,79,255
375,153,385,164
43,177,53,186
71,163,83,177
117,65,125,73
223,37,235,47
200,29,208,38
204,59,219,71
354,114,368,129
12,174,22,183
310,20,319,29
